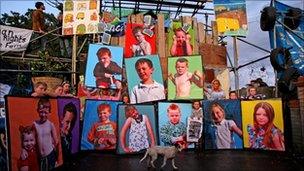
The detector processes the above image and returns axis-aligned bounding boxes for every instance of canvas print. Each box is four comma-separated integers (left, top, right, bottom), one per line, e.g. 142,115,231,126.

81,99,121,151
124,23,156,58
158,102,192,148
85,44,123,89
57,97,80,160
214,0,248,36
167,21,195,57
125,55,165,104
117,104,157,154
167,56,204,100
242,99,285,151
187,117,203,143
5,96,63,171
187,101,204,143
203,100,243,150
63,0,100,35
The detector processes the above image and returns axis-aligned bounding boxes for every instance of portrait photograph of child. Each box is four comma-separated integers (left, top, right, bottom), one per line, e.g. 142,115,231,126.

125,55,165,104
203,99,243,150
117,104,157,154
81,99,121,151
241,99,285,151
5,96,63,171
85,44,123,89
167,55,204,100
57,98,80,159
158,102,192,148
167,21,195,57
124,23,156,58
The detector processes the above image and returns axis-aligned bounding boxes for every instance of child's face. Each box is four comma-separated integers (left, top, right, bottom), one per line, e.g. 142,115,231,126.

35,85,46,94
193,102,200,110
38,104,50,122
128,108,139,119
136,62,153,83
176,30,186,45
212,106,224,123
175,62,188,75
134,31,145,42
61,111,74,135
63,83,70,93
229,93,237,99
98,53,111,65
23,133,35,151
249,88,257,96
255,107,269,127
212,81,220,90
98,109,111,122
123,96,129,104
55,86,63,95
168,109,181,125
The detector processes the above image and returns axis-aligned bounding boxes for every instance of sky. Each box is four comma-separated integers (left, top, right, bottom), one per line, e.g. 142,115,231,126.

0,0,303,89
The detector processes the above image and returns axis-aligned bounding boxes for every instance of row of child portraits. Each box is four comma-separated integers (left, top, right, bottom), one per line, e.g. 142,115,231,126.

5,97,284,170
81,99,285,152
84,44,204,103
124,22,194,58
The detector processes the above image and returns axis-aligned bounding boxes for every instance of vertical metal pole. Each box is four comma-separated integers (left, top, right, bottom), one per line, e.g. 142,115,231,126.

204,13,208,43
273,20,278,98
72,34,77,87
233,36,239,93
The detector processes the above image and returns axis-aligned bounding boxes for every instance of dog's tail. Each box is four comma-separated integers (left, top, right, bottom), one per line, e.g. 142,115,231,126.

139,149,149,163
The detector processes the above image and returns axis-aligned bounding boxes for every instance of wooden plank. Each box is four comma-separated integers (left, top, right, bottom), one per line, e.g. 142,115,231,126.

165,32,170,58
118,35,125,47
206,34,213,44
181,16,192,25
136,13,144,24
197,23,205,44
192,17,198,55
160,57,168,81
212,21,219,45
110,36,119,45
156,14,166,58
128,14,136,23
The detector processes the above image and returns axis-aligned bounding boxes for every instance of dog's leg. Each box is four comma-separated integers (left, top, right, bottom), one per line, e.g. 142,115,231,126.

150,154,157,168
172,158,178,170
161,157,167,168
140,150,148,163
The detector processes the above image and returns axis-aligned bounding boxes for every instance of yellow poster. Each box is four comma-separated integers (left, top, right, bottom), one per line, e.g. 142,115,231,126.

241,99,285,151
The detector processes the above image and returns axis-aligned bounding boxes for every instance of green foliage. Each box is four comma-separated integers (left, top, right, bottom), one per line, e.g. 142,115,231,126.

0,9,57,30
30,51,71,78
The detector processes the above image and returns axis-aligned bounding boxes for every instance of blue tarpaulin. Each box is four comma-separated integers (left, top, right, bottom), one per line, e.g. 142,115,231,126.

269,1,304,75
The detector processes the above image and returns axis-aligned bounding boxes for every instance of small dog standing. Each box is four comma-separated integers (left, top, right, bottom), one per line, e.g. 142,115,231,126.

140,144,183,170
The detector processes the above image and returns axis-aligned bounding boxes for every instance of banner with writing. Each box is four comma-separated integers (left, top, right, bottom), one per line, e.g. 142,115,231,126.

0,25,33,51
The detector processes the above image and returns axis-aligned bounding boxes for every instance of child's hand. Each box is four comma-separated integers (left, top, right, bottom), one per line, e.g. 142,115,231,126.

108,138,116,145
20,148,28,160
176,136,184,142
139,41,147,49
98,138,106,145
194,70,202,78
186,34,191,43
168,73,173,79
131,45,137,53
104,73,112,78
123,147,132,153
172,35,177,44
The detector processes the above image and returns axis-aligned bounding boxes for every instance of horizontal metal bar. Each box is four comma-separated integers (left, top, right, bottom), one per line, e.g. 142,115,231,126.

102,5,214,15
0,69,78,74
